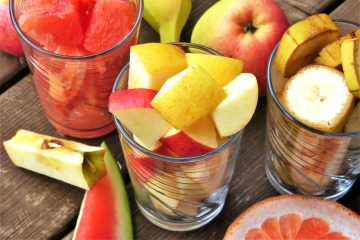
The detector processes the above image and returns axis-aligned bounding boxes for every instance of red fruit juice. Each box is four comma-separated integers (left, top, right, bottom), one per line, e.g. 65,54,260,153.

14,0,141,138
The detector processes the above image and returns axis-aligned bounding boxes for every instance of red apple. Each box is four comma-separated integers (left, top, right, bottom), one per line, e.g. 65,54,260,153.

109,89,171,147
161,116,218,157
0,0,24,56
191,0,289,96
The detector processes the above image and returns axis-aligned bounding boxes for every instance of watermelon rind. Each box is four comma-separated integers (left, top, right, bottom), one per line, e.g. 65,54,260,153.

73,142,133,240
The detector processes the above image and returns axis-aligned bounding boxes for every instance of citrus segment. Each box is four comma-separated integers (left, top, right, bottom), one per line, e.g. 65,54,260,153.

295,218,329,240
319,232,350,240
245,229,271,240
261,218,283,240
279,213,302,240
83,0,135,53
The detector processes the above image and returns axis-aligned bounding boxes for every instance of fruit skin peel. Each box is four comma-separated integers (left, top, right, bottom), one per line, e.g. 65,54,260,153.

3,129,106,189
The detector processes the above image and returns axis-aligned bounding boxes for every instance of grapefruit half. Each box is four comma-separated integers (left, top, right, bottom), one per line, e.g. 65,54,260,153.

224,195,360,240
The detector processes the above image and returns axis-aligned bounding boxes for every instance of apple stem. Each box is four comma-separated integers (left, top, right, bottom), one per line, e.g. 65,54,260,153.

244,23,257,34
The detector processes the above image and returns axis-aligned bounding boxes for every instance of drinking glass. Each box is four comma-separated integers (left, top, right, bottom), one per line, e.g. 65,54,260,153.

10,0,143,138
112,42,243,231
265,21,360,200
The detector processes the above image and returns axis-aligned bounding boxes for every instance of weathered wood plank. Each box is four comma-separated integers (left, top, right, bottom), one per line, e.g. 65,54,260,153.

330,0,360,22
0,51,26,88
284,0,341,15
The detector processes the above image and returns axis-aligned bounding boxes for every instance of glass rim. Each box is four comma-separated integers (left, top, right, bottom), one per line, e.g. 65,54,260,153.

112,42,242,163
267,19,360,138
9,0,144,60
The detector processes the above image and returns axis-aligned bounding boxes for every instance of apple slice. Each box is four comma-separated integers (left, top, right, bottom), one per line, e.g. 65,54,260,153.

341,38,360,98
344,102,360,133
128,43,188,91
185,53,243,86
212,73,258,137
151,65,226,130
133,135,163,152
275,14,340,77
161,116,218,157
3,129,106,190
109,89,171,147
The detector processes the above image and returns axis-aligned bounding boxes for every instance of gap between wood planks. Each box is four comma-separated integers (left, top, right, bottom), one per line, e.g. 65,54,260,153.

0,67,29,94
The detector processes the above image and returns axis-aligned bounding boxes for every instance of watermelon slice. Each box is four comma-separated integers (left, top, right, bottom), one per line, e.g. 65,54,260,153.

19,0,84,51
83,0,135,53
224,195,360,240
73,142,133,240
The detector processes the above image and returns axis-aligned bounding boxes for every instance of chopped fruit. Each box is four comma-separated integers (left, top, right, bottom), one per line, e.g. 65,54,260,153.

161,116,218,157
3,130,106,189
211,73,258,137
223,195,359,240
344,102,360,132
19,0,84,51
83,0,135,53
281,65,354,132
341,38,360,98
133,135,163,152
73,142,133,240
127,152,160,182
109,89,171,147
315,30,360,68
151,65,226,130
128,43,188,90
185,53,243,86
275,14,340,77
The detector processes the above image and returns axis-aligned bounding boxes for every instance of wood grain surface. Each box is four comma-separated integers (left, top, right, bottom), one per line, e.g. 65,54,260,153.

0,1,359,240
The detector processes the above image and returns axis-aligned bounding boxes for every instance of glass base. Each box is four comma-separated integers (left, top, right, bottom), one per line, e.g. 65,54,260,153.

48,118,115,139
137,200,225,231
265,162,354,201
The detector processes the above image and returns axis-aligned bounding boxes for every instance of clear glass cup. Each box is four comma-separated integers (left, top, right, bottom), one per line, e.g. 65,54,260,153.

10,0,143,138
265,20,360,200
112,42,243,231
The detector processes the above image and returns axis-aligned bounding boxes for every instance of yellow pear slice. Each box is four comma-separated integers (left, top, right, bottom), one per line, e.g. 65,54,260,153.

275,14,340,77
315,30,360,68
282,65,354,132
341,38,360,98
186,53,243,86
128,43,188,91
151,65,226,130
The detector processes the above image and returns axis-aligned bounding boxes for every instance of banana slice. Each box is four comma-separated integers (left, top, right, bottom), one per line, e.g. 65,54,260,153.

315,30,360,68
275,14,340,77
282,65,354,132
344,102,360,132
341,38,360,98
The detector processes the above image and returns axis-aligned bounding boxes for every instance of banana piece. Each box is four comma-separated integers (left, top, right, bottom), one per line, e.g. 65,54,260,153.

143,0,192,43
275,14,340,77
315,30,360,68
344,102,360,132
281,65,354,132
341,38,360,98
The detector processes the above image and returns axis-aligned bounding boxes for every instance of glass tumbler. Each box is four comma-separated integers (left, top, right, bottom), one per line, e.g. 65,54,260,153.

112,43,243,231
10,0,143,138
265,21,360,200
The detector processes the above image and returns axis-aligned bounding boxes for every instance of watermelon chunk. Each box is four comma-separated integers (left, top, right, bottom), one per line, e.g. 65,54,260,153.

73,142,133,240
83,0,135,53
19,0,84,51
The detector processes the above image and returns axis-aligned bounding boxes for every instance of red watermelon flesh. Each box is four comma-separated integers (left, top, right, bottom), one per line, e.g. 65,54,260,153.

19,0,84,51
83,0,135,53
74,142,133,240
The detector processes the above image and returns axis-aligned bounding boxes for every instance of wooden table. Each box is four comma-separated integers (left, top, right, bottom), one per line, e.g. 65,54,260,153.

1,0,359,239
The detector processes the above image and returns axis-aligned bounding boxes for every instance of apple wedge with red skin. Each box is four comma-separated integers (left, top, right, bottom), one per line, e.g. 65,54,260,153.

161,116,218,157
109,89,171,148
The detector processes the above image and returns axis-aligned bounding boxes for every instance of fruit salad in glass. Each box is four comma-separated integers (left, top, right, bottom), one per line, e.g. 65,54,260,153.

265,14,360,200
109,42,259,231
10,0,142,138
